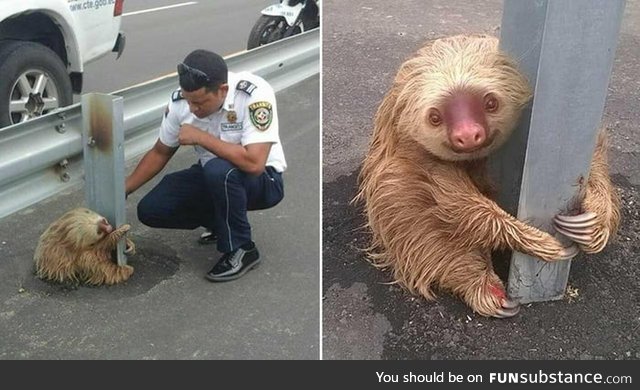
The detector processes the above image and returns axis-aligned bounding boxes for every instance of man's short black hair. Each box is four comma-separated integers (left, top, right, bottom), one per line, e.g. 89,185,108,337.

178,49,228,92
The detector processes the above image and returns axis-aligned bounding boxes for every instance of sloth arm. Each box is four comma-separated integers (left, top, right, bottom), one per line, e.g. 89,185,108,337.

421,163,576,261
97,224,131,251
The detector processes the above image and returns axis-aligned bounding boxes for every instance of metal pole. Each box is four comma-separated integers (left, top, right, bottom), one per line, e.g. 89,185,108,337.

494,0,625,303
82,93,127,266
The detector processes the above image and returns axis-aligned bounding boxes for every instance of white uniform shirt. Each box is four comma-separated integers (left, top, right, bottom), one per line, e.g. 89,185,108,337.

158,71,287,172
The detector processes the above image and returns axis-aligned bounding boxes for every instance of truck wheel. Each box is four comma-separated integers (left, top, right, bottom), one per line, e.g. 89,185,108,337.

0,41,73,128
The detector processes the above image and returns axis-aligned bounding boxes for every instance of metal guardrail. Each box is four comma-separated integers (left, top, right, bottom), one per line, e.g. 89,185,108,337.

0,29,319,219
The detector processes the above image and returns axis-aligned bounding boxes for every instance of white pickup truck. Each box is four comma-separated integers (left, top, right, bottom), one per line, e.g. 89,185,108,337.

0,0,126,127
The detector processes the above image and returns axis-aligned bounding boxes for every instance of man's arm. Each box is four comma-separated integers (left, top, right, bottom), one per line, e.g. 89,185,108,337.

178,123,271,176
125,140,178,196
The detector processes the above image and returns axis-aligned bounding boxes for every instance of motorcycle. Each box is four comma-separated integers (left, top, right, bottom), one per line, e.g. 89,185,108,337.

247,0,320,50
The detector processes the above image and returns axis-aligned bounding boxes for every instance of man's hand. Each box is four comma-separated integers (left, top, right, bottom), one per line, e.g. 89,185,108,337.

178,123,206,146
179,123,272,176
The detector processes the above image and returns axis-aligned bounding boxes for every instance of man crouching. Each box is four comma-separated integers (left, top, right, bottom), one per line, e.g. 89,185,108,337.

125,49,286,282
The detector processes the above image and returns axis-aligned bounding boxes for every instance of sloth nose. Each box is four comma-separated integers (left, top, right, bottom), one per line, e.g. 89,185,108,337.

451,122,486,151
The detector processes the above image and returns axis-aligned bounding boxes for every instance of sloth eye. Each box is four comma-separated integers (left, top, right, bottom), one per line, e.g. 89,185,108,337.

428,110,442,127
484,94,499,113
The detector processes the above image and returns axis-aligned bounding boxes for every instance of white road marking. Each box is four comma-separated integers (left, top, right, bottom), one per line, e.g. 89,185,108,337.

123,2,198,17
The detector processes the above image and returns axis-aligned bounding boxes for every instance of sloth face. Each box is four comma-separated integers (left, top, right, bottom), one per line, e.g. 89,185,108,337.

396,35,532,161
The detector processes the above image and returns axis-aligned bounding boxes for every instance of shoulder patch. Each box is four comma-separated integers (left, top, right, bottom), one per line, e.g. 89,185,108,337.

249,101,273,131
236,80,257,95
171,89,183,102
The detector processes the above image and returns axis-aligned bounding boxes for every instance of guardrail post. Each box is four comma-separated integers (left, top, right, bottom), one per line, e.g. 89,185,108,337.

492,0,625,303
82,93,127,266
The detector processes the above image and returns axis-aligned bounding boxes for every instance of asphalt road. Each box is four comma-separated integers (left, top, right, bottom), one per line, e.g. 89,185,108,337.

322,0,640,360
82,0,273,94
0,75,319,359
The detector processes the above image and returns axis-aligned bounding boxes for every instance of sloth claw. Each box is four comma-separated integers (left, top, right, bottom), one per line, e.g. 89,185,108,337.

556,226,595,236
557,244,579,260
493,303,520,319
554,211,602,248
554,218,597,230
481,285,520,318
124,238,136,255
554,227,593,245
501,298,520,309
554,212,597,225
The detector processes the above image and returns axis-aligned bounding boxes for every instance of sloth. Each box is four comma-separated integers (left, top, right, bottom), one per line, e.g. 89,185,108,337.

34,207,136,285
356,34,620,318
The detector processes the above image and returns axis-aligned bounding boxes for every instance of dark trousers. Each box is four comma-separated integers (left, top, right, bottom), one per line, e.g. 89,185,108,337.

137,158,284,253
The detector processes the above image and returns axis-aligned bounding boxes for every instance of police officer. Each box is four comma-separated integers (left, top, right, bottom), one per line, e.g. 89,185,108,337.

125,49,286,282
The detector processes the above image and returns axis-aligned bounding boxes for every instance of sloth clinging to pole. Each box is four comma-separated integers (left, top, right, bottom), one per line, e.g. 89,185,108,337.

356,34,620,318
34,208,136,285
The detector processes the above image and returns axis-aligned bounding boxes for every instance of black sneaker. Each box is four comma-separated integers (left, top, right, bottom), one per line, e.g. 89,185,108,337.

205,243,260,282
198,229,217,245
